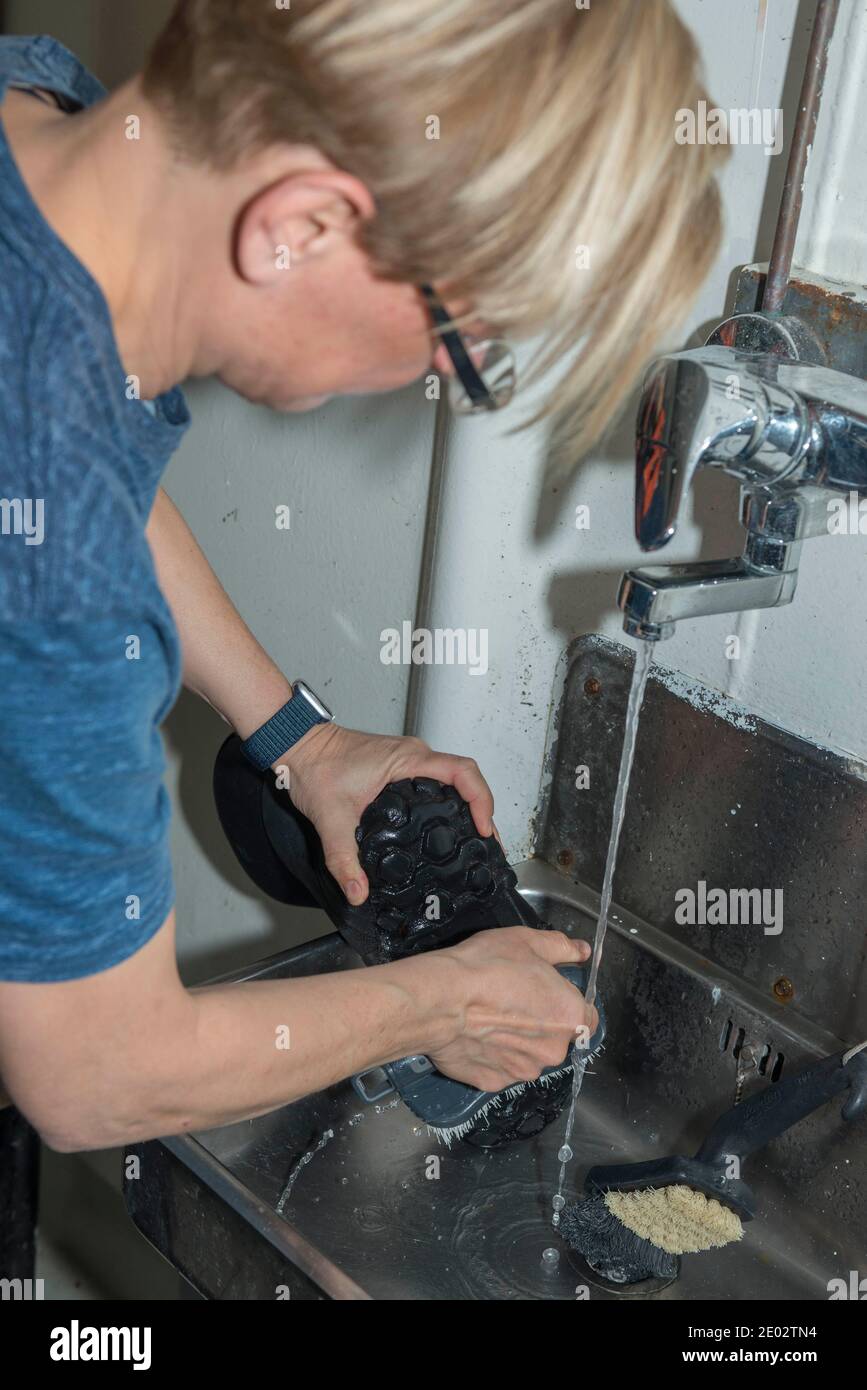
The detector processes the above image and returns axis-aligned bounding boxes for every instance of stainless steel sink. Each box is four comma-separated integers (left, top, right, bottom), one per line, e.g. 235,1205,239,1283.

125,637,866,1300
126,859,864,1301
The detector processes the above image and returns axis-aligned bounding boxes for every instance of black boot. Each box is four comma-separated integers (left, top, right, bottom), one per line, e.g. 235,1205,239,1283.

214,736,604,1147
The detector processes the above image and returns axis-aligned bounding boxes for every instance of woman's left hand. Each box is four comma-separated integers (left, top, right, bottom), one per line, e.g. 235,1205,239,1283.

277,723,495,905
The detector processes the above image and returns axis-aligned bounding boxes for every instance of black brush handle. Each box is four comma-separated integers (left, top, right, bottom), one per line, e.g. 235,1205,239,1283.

695,1046,867,1166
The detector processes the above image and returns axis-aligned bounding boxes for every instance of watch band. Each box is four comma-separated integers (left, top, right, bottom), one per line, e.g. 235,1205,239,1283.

240,683,332,771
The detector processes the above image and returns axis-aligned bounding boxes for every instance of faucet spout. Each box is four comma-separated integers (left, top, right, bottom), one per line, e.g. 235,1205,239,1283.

618,554,799,642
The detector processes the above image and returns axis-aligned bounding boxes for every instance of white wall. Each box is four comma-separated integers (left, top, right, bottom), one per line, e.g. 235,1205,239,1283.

4,0,174,86
411,0,867,859
161,382,437,976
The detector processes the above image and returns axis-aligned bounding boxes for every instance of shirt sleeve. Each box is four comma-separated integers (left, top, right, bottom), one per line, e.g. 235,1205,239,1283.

0,614,177,981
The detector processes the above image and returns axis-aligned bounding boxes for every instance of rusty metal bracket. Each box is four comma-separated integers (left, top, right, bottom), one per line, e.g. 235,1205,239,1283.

732,264,867,381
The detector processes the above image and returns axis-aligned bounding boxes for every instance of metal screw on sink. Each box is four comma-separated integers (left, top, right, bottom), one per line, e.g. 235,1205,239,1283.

773,977,795,1002
584,676,601,698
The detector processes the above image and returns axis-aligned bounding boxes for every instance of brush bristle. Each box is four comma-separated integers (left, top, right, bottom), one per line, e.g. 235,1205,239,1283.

427,1042,605,1146
605,1185,743,1254
560,1194,678,1283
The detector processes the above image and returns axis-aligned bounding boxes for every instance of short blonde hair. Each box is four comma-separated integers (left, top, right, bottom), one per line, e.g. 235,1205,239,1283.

143,0,727,464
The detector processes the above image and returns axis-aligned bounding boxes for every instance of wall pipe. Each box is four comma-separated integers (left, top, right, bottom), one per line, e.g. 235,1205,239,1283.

762,0,840,313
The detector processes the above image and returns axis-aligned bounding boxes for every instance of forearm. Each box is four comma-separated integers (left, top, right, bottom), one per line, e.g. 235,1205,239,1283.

146,485,291,737
29,954,460,1152
171,957,458,1136
2,915,590,1152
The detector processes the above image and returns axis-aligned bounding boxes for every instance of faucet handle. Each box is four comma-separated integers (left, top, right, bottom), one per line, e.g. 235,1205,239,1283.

635,350,760,550
634,346,815,551
634,361,681,551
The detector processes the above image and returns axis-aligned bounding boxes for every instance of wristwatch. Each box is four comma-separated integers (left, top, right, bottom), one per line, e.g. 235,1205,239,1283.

239,680,334,771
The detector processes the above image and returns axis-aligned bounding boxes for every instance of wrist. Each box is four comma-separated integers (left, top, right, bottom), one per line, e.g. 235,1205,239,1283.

271,717,338,775
389,950,467,1055
239,679,335,773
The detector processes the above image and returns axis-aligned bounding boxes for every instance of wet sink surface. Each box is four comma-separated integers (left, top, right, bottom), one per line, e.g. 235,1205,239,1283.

180,863,864,1301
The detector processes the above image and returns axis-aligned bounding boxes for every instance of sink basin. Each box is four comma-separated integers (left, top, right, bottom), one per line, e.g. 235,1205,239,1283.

125,859,864,1301
126,637,866,1299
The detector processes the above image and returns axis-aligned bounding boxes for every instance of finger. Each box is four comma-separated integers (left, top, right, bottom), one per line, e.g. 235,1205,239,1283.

319,813,369,905
583,1004,600,1038
484,1028,571,1061
416,750,494,836
522,928,588,967
488,1050,561,1085
573,1014,600,1055
435,1064,514,1095
470,1068,517,1094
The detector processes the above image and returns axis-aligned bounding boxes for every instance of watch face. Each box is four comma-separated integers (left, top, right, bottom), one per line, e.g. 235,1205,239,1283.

294,680,333,722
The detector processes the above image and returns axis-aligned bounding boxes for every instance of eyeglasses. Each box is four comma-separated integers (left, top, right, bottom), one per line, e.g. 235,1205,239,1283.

420,283,516,415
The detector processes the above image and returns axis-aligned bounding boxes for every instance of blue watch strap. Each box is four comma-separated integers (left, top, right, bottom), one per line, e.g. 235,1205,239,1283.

240,688,329,771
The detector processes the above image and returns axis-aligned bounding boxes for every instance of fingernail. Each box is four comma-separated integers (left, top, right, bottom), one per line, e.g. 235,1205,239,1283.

345,880,363,905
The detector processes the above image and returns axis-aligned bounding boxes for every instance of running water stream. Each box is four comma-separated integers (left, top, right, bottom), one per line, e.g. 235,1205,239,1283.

550,641,654,1230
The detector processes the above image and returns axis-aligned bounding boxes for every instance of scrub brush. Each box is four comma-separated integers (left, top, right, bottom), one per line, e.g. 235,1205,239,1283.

213,735,604,1147
561,1040,867,1284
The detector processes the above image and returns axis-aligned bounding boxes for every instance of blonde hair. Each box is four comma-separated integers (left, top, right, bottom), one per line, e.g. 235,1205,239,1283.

143,0,728,466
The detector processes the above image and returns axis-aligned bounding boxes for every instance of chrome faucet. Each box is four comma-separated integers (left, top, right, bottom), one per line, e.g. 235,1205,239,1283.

618,313,867,641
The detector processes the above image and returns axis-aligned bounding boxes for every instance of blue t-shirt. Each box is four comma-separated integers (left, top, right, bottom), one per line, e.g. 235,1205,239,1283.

0,36,190,981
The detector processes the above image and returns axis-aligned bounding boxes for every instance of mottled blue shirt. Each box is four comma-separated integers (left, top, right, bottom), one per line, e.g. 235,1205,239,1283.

0,36,190,980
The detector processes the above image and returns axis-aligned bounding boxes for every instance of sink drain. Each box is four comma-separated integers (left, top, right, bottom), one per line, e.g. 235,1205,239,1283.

566,1246,679,1298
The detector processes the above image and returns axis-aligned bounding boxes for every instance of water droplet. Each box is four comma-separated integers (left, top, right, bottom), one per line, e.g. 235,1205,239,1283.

558,1145,573,1163
541,1247,560,1267
551,1212,561,1227
552,1194,565,1212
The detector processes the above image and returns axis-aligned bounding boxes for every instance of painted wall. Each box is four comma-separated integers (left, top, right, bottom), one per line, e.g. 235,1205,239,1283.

412,0,867,860
4,0,174,87
161,382,437,978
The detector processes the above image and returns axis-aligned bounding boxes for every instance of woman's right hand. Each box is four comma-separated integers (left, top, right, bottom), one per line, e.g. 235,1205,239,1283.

422,927,599,1094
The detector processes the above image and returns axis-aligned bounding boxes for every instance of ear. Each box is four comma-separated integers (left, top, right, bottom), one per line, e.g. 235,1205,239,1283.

235,168,374,287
